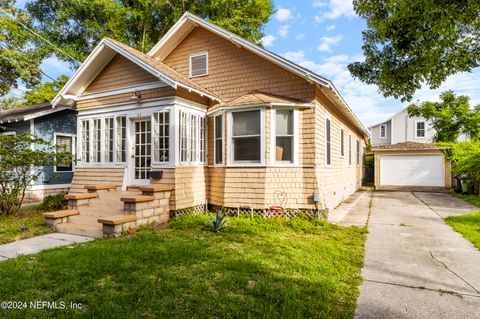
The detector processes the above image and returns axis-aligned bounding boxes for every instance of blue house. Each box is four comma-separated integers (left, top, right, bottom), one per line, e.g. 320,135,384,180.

0,103,77,203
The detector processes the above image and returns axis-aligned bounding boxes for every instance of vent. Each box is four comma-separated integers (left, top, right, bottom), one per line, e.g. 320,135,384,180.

189,52,208,77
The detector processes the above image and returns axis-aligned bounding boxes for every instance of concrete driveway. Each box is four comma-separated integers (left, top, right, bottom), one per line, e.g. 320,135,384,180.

355,191,480,319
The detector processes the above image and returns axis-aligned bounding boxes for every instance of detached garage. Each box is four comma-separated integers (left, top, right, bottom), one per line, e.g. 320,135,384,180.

373,142,451,191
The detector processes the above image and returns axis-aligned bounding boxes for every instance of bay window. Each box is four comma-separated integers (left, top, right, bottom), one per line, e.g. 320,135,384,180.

232,110,261,162
275,110,293,162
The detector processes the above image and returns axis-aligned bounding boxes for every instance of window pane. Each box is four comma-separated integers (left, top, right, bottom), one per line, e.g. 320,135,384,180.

233,111,260,136
215,139,222,164
276,136,292,161
81,120,90,163
233,136,260,161
56,135,73,171
215,115,222,139
276,110,293,135
153,111,169,162
215,115,223,164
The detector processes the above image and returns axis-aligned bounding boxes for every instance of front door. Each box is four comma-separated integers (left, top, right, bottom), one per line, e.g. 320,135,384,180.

133,119,152,184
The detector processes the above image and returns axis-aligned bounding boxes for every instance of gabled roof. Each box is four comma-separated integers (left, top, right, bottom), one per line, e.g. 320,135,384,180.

0,103,70,123
52,37,220,107
373,142,446,151
147,12,369,137
222,91,314,108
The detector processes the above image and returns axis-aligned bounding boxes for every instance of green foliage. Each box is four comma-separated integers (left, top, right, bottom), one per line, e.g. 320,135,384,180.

0,209,52,244
23,75,69,105
443,141,480,183
36,192,68,212
445,211,480,249
349,0,480,101
209,212,227,232
0,215,366,318
451,193,480,208
0,134,71,214
366,139,372,153
407,91,480,142
25,0,274,64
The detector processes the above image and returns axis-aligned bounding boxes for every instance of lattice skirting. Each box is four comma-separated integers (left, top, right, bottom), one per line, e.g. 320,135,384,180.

171,204,328,220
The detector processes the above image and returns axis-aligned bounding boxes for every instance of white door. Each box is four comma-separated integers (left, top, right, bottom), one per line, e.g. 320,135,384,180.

132,119,152,185
380,155,444,187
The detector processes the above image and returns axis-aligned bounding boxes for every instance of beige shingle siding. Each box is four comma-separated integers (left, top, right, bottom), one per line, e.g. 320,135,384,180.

85,55,158,94
161,27,315,103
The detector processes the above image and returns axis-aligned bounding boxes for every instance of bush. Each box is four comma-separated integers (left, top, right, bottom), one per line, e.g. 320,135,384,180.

36,193,68,212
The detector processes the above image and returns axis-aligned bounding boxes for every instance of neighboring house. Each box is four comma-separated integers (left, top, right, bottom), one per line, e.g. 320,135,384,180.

369,106,435,146
0,103,77,203
52,12,369,213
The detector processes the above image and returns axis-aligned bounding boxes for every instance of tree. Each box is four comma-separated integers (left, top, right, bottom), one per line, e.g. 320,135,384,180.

408,91,480,142
348,0,480,101
23,75,69,105
442,141,480,193
0,134,70,214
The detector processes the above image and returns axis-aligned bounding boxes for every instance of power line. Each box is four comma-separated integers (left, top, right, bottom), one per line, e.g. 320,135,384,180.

0,7,80,63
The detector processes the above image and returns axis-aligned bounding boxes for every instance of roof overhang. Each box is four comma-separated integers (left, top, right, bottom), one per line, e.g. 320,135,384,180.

148,12,369,137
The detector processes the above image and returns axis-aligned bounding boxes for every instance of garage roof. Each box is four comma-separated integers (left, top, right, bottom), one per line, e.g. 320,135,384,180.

373,142,447,151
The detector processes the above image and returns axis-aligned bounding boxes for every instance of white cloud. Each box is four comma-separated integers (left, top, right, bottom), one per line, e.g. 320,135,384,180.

275,8,293,21
278,25,290,38
313,0,327,8
326,24,336,31
314,0,356,22
317,35,343,52
296,34,305,40
261,34,276,47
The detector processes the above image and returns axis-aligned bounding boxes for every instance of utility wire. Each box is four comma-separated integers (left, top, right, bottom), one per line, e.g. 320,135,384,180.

0,7,80,63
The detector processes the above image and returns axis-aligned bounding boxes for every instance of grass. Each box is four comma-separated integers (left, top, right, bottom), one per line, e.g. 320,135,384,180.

0,215,367,318
446,193,480,249
0,209,53,245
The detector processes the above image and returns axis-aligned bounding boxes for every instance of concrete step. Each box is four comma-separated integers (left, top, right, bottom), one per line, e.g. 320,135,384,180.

68,215,102,226
56,222,103,238
77,206,125,217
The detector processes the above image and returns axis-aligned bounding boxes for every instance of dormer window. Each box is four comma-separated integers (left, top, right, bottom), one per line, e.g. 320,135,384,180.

189,52,208,77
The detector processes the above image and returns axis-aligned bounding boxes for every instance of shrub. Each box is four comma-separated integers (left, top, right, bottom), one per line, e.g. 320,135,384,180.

36,193,68,212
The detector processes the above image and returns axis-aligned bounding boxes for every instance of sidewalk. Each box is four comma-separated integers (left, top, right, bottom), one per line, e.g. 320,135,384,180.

328,190,372,227
0,233,94,261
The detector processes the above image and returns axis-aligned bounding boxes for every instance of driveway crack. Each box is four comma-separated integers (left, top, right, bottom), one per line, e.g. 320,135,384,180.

429,250,480,295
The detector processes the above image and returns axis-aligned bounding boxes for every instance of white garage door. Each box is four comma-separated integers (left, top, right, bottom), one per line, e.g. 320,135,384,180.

380,155,444,187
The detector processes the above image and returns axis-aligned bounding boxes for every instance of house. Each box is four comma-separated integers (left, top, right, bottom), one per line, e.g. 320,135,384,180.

369,106,435,146
47,12,369,236
0,103,77,203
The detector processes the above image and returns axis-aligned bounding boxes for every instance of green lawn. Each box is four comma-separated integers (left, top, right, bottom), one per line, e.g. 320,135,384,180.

446,193,480,249
0,209,53,244
0,215,366,318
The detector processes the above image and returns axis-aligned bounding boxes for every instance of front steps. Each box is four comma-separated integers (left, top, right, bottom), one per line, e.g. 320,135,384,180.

44,184,174,238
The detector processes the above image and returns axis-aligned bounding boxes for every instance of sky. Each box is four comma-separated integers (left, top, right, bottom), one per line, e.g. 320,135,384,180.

12,0,480,127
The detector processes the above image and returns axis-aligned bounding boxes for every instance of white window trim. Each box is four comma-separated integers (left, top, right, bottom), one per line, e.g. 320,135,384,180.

356,138,360,167
325,113,332,167
189,51,209,78
213,112,225,166
227,108,265,166
340,126,345,158
270,108,299,165
415,120,426,138
176,107,207,166
152,110,172,165
53,132,77,173
379,124,387,139
348,133,352,167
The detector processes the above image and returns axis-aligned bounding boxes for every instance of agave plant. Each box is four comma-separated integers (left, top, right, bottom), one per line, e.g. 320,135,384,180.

210,212,227,232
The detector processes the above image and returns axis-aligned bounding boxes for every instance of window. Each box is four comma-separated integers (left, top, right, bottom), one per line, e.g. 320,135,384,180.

232,110,261,162
340,128,345,157
356,139,360,166
275,110,293,162
214,114,223,164
325,117,331,165
179,110,206,164
55,134,74,172
104,118,114,163
380,124,386,138
348,134,352,166
189,52,208,77
153,111,170,163
116,117,126,162
92,119,101,163
81,120,90,163
416,121,426,138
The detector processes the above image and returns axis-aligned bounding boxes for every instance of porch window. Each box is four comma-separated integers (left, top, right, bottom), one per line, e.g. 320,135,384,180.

325,117,331,166
179,110,206,164
104,118,114,163
214,114,223,164
153,111,169,162
232,110,261,162
81,120,90,163
275,109,293,162
55,134,75,172
200,116,206,163
92,119,101,163
116,116,126,162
